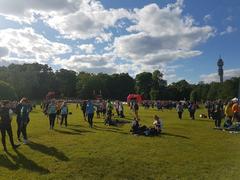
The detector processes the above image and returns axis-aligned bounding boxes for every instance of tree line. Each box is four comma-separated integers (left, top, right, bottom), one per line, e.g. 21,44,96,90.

0,63,239,101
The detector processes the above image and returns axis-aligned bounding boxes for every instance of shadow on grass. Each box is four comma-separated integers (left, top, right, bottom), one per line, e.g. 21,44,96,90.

0,154,18,170
27,141,69,161
6,150,50,174
161,132,190,139
93,125,129,135
53,129,82,135
69,128,94,133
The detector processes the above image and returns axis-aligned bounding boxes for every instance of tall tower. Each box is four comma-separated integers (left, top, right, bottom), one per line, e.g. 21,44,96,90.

217,57,224,83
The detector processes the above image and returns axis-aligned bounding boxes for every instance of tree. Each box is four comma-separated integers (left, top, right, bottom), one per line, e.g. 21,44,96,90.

55,69,77,97
169,80,193,100
151,70,167,100
135,72,153,99
0,80,17,100
190,90,198,103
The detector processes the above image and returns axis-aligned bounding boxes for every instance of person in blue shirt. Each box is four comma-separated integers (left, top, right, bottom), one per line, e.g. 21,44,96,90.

60,102,68,127
86,100,95,128
48,100,57,130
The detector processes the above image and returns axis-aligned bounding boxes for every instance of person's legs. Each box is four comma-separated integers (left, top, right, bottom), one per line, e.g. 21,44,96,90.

217,118,222,128
6,125,15,147
49,115,52,129
21,123,27,141
192,112,195,120
82,110,86,121
208,110,211,119
64,115,68,127
17,117,21,140
1,127,7,150
60,115,64,126
52,114,56,129
88,113,93,127
214,119,218,127
178,112,182,119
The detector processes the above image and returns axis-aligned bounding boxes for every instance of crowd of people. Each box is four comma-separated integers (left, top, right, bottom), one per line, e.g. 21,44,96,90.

0,98,32,151
0,96,240,151
205,98,240,131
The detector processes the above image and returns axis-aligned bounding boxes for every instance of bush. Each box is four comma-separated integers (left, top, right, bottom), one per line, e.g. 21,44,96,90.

0,80,17,100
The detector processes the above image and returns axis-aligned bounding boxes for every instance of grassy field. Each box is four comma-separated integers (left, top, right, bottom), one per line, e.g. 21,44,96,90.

0,104,240,180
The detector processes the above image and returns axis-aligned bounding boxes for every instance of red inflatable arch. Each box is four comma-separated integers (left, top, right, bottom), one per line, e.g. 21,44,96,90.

127,94,143,103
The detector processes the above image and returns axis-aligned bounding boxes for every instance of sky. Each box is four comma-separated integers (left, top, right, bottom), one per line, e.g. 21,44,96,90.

0,0,239,84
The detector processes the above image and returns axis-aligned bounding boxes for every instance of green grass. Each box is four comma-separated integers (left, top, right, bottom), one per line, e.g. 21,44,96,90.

0,105,240,180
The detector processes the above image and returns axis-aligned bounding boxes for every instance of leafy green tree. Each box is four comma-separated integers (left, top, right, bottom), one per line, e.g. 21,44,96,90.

0,80,17,100
55,69,77,97
135,72,153,99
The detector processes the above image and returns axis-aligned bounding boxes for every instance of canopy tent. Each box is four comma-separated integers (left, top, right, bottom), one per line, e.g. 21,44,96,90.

127,94,143,103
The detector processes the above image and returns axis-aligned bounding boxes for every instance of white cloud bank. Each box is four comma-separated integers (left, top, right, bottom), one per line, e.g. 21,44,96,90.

0,0,216,80
200,68,240,83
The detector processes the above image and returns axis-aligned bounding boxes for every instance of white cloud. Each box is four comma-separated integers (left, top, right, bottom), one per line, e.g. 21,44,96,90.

203,14,211,23
53,53,116,74
0,47,9,58
78,44,95,54
41,1,132,40
0,0,216,81
113,1,213,69
0,28,71,63
200,68,240,83
220,26,237,35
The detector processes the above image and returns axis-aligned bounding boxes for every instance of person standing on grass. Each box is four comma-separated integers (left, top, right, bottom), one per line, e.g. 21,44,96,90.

118,101,125,118
60,102,68,127
81,100,87,121
188,102,197,120
86,100,95,128
106,100,113,120
213,100,224,128
0,101,20,151
133,101,139,120
15,101,22,141
224,100,234,128
20,98,31,144
232,98,240,122
176,102,184,120
48,99,57,130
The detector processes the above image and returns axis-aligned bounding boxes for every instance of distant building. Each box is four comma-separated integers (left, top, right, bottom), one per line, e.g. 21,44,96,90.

217,57,224,83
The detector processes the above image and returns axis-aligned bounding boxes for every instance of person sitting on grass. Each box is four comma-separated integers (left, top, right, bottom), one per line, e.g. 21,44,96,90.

130,118,147,135
153,115,163,134
0,100,20,151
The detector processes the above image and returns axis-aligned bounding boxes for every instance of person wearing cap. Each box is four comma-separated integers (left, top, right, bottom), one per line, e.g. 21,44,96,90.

0,100,20,151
